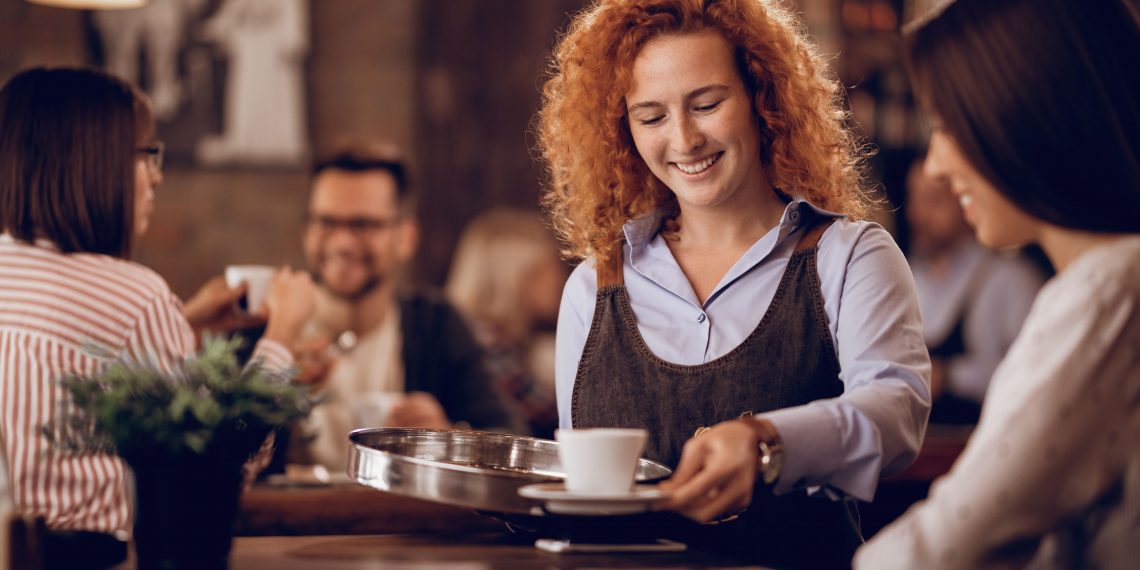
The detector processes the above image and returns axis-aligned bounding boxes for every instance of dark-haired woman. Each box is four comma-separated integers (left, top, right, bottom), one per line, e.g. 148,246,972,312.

0,67,315,537
856,0,1140,568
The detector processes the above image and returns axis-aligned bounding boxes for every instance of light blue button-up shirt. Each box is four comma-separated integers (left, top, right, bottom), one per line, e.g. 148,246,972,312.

555,200,932,501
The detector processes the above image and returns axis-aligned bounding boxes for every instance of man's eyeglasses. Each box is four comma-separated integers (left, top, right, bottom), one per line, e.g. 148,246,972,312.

136,141,165,174
305,214,402,237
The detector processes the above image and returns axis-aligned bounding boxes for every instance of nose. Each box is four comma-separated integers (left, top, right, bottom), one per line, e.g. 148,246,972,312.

923,132,949,181
320,223,363,253
672,114,706,154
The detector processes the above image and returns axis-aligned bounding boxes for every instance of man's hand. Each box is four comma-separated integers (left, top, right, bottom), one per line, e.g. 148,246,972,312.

657,417,778,522
261,267,317,347
385,392,451,429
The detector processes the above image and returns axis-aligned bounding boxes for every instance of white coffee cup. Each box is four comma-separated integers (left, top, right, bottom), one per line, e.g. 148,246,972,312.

351,392,403,428
224,265,276,314
555,428,648,495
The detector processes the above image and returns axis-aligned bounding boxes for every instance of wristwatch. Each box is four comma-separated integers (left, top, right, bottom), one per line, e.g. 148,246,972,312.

756,438,784,486
739,411,783,485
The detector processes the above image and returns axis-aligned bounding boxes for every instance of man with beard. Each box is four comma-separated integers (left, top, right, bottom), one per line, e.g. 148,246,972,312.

296,144,517,469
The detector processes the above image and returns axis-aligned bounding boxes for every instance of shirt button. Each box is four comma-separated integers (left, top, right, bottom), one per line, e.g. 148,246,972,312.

697,313,707,324
788,206,801,224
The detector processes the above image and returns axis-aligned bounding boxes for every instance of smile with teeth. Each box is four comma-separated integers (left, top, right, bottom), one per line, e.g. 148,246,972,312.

673,152,723,175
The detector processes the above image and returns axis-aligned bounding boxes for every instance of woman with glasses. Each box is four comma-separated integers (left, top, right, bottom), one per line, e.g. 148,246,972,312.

137,141,165,175
0,67,315,541
855,0,1140,567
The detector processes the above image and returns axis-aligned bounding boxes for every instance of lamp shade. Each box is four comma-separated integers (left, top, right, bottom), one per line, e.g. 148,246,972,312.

27,0,147,9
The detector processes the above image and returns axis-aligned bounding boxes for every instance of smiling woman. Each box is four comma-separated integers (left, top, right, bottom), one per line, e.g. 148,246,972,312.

624,30,766,226
539,0,875,267
855,0,1140,568
537,1,931,567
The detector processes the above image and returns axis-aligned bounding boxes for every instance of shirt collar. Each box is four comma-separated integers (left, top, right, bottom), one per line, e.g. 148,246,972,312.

622,211,665,247
622,196,845,246
0,232,59,251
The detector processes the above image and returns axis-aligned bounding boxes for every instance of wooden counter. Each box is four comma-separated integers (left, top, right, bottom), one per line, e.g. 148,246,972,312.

226,533,771,569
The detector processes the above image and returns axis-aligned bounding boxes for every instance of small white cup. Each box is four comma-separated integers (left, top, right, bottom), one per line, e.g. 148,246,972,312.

351,392,403,428
555,428,648,495
224,265,276,314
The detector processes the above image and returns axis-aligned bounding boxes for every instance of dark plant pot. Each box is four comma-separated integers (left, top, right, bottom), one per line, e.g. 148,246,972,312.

129,454,245,570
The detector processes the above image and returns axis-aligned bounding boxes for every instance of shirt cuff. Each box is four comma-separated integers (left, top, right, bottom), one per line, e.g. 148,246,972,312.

760,403,849,498
251,338,295,373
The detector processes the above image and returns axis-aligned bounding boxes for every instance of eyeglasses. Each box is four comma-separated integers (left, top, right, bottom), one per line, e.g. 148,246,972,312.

304,214,402,237
136,141,165,174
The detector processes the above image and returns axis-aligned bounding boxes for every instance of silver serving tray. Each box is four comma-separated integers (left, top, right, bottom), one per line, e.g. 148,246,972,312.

348,428,672,515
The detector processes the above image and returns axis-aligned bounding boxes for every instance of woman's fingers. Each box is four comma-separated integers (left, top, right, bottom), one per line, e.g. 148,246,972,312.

658,438,708,490
184,276,258,333
657,419,765,521
665,457,734,509
221,279,249,303
679,469,754,522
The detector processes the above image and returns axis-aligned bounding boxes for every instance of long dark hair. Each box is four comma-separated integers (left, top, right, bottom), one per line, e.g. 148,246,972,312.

904,0,1140,233
0,67,151,258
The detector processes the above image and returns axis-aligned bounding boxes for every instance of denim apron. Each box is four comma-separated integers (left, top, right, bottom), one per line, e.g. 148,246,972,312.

572,211,862,568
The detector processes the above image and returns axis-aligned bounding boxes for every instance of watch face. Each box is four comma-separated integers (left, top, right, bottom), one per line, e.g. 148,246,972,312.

765,453,783,485
758,441,783,485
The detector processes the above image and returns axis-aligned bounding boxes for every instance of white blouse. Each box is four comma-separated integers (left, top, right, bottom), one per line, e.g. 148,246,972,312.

855,235,1140,569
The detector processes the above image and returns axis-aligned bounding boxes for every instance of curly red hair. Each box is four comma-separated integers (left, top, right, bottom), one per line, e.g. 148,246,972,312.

538,0,873,263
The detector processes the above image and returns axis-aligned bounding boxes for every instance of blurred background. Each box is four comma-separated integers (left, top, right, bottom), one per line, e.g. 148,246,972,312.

0,0,939,298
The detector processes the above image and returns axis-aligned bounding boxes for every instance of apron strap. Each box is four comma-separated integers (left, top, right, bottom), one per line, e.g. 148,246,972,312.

596,244,625,288
793,217,835,252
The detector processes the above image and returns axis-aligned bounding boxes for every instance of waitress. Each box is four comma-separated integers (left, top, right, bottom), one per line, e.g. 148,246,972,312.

537,0,930,566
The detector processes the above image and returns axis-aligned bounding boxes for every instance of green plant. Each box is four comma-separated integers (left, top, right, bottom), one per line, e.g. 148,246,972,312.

45,336,314,465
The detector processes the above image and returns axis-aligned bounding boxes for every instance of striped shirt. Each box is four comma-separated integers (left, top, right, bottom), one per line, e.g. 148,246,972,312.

0,235,292,535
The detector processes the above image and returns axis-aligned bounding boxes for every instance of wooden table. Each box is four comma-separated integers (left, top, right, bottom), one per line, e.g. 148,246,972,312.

882,424,972,483
233,486,772,567
226,533,771,569
238,482,503,536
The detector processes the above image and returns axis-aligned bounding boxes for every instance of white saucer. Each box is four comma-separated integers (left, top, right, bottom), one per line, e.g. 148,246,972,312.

518,482,668,516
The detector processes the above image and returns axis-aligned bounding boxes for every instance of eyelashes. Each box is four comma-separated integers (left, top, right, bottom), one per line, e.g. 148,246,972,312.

633,100,725,127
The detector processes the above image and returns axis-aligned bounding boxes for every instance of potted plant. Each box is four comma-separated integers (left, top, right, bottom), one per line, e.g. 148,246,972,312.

46,336,314,570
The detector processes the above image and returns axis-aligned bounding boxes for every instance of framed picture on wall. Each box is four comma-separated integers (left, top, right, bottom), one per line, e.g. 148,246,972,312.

88,0,310,168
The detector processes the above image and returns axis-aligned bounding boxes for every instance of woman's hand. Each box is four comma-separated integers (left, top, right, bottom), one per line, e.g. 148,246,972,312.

657,417,779,522
261,267,316,347
291,334,336,386
183,276,266,336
